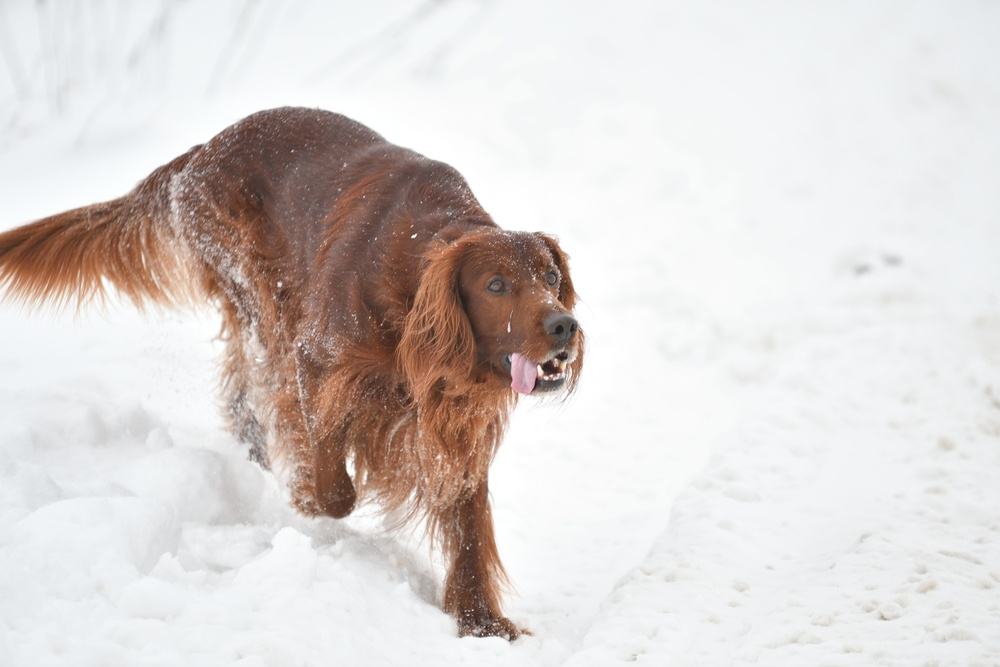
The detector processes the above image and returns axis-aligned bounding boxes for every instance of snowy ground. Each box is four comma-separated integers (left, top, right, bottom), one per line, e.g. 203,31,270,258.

1,1,999,665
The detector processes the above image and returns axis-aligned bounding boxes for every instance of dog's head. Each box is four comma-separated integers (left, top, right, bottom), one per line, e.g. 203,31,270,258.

399,229,583,400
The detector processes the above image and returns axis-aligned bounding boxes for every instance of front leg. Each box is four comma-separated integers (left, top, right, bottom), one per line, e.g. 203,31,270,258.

440,481,524,640
292,346,356,519
284,415,357,519
314,425,357,518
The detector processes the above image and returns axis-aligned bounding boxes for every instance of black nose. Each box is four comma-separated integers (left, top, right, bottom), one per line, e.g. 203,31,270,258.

544,312,578,345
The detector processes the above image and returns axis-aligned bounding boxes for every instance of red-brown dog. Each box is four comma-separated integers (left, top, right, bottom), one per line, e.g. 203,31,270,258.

0,107,583,639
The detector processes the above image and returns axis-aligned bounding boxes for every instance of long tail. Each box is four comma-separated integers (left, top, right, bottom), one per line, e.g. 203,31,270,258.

0,146,201,309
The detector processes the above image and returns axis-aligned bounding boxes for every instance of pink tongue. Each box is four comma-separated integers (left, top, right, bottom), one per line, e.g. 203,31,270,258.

509,353,537,395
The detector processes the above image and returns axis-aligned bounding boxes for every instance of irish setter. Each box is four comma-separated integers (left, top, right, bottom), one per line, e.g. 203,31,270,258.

0,107,583,639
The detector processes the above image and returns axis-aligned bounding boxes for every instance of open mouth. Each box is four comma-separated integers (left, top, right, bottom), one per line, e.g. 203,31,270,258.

504,351,571,395
537,353,569,383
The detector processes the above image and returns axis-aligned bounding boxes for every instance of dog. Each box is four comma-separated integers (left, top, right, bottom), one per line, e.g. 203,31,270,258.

0,107,583,639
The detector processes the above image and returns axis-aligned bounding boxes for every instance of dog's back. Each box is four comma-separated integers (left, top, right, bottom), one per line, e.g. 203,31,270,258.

0,108,397,311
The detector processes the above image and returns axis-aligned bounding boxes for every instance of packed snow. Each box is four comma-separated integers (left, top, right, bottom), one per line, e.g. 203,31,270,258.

1,1,999,665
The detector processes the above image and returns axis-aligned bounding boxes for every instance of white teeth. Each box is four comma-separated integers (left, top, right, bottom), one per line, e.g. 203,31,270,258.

531,357,569,383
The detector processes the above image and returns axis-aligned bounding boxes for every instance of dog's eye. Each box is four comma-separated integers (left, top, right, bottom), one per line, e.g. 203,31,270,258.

487,277,506,294
545,271,559,287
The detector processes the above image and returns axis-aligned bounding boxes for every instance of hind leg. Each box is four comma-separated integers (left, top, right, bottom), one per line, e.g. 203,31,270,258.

230,387,268,467
218,298,356,519
220,308,333,515
219,302,269,467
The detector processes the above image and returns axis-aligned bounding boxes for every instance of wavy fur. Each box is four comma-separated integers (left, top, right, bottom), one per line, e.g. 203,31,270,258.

0,107,582,641
0,148,199,310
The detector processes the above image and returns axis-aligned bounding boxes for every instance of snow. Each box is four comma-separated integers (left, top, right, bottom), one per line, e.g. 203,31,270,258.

2,1,1000,665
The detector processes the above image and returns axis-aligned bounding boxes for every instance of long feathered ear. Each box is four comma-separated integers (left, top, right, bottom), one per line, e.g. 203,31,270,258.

398,241,477,401
535,233,577,310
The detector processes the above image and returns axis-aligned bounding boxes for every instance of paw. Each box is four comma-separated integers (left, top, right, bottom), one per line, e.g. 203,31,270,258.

288,485,355,519
316,482,356,519
457,614,528,641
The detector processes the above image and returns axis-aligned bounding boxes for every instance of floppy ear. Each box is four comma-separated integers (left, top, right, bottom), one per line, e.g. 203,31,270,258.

535,233,577,310
398,241,477,401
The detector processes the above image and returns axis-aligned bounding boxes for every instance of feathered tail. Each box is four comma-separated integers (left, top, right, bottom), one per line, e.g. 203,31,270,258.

0,146,201,309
